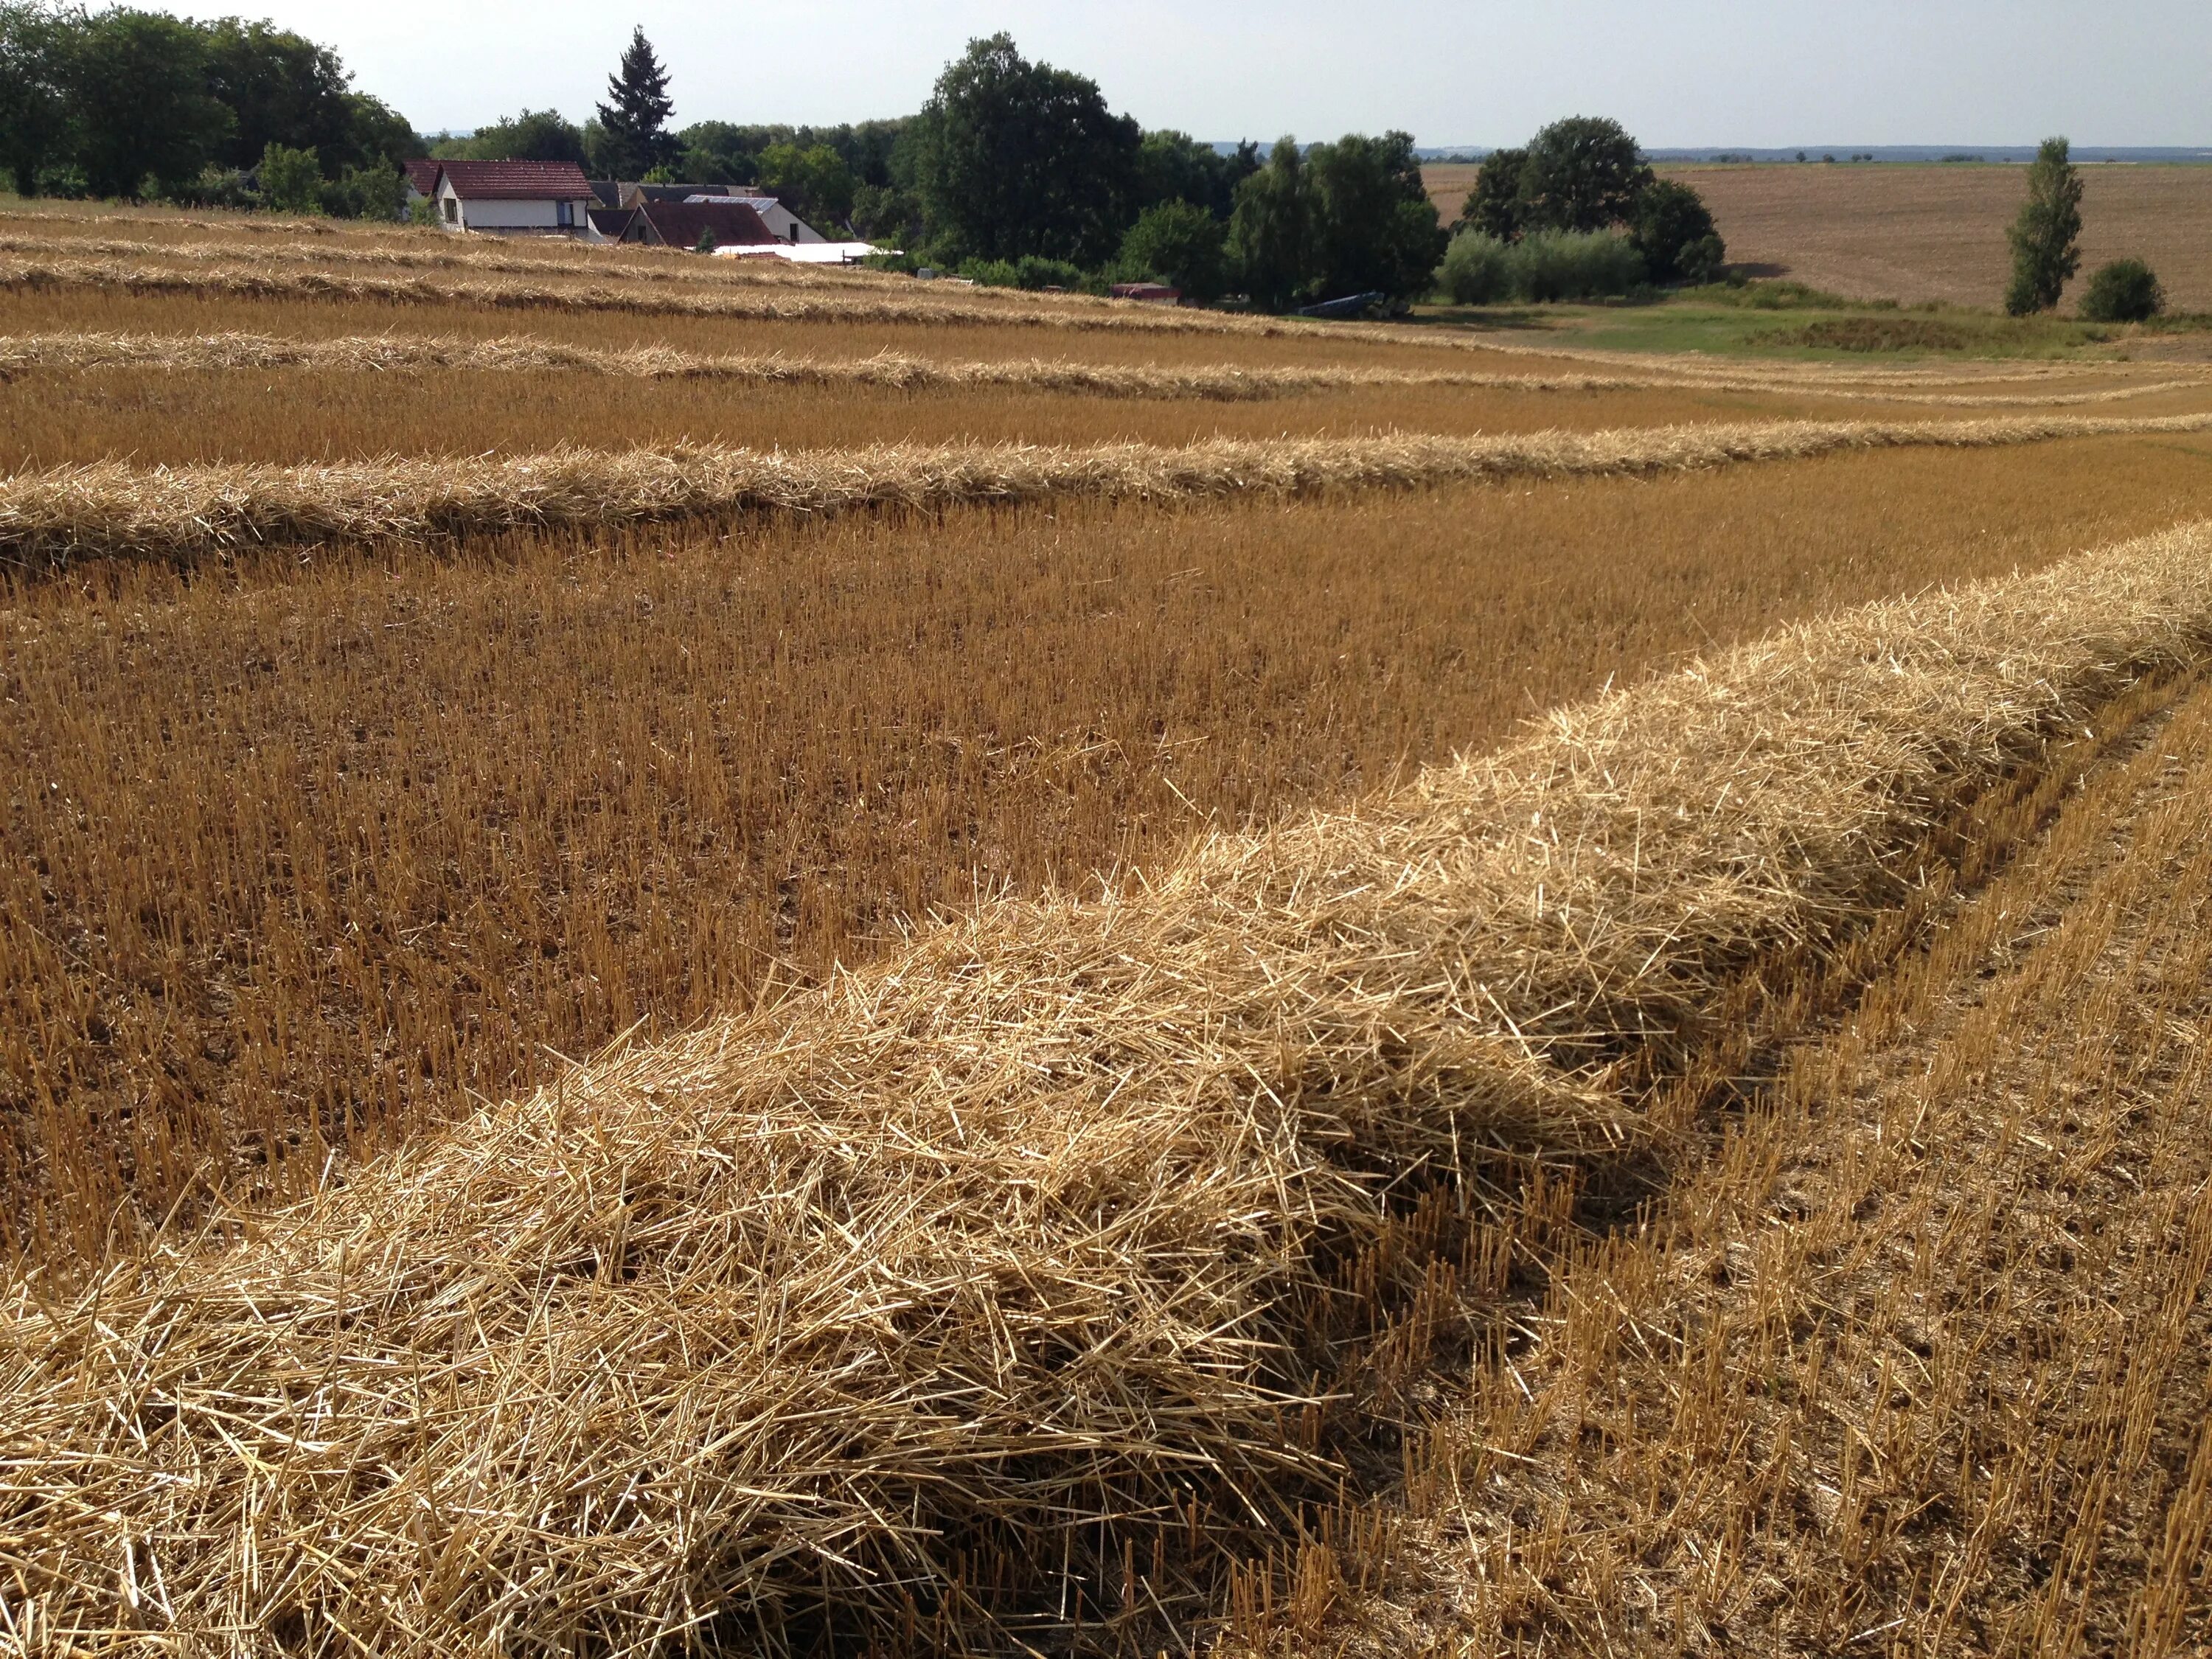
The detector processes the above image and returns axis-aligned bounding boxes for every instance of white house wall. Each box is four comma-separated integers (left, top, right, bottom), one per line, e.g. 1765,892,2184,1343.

434,186,593,235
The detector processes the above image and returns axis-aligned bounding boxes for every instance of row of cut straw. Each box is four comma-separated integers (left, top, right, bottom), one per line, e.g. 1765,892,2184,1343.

6,412,2212,569
6,329,2205,409
5,521,2210,1652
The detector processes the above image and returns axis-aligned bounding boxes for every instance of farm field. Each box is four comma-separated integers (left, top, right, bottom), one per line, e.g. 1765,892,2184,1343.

1424,161,2212,313
4,201,2212,1657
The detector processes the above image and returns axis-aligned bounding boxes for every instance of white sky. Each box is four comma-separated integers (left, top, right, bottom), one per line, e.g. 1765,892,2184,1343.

218,1,2208,147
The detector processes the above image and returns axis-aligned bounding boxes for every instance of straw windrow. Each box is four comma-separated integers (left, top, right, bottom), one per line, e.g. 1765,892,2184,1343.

5,521,2212,1653
6,414,2212,570
5,330,2205,408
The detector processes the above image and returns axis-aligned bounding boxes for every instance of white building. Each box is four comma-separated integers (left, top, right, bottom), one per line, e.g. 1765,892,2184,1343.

715,242,894,265
428,161,599,237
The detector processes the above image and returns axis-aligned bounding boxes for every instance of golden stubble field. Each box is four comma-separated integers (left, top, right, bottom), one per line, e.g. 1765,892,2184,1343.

1422,161,2212,312
4,201,2211,1658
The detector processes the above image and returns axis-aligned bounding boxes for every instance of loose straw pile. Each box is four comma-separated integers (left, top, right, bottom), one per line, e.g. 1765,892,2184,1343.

6,521,2211,1653
5,414,2212,570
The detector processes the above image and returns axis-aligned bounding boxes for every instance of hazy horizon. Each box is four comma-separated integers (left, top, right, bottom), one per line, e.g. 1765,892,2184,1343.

188,1,2209,151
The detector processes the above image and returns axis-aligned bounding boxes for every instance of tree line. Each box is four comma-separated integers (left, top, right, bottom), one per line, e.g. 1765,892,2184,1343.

0,3,416,212
424,29,1447,310
0,5,1735,314
1439,117,1725,304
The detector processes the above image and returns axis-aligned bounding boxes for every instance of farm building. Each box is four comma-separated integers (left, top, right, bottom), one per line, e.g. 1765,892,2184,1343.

589,198,784,251
714,240,897,265
425,160,598,237
587,181,830,245
682,194,826,245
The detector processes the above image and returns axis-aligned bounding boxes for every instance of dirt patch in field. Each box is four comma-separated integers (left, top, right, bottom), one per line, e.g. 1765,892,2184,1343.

1662,163,2212,312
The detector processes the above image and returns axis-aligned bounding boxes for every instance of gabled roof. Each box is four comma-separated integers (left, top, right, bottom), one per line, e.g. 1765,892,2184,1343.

633,182,738,204
403,159,441,197
585,206,639,237
636,200,779,248
435,160,594,201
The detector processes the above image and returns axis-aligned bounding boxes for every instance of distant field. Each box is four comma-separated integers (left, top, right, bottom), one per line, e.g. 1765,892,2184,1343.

1423,161,2212,313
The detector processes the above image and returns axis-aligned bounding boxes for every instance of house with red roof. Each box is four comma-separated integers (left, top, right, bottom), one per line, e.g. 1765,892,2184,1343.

590,198,783,251
420,160,598,237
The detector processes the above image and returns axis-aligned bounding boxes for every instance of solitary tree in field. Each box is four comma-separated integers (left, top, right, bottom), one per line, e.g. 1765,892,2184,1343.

2004,137,2083,316
594,26,677,178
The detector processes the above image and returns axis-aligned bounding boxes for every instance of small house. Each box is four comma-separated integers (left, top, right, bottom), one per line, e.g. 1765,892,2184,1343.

428,160,598,237
597,198,783,251
684,195,824,245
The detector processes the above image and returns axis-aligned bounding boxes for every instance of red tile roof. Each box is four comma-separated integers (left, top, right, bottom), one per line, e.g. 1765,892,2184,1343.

403,159,440,197
434,160,594,201
636,200,780,248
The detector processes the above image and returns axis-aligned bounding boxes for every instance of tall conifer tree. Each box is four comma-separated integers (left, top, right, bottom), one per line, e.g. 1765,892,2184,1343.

594,26,675,178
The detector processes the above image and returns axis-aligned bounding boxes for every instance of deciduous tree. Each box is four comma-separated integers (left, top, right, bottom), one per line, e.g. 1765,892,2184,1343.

1134,130,1255,221
438,108,586,165
1515,116,1651,234
1629,177,1725,283
1227,137,1310,310
0,3,76,197
70,8,231,197
906,34,1140,265
1304,130,1445,301
2005,137,2083,316
758,142,855,227
1458,146,1526,240
257,139,321,212
1117,198,1226,301
202,18,353,172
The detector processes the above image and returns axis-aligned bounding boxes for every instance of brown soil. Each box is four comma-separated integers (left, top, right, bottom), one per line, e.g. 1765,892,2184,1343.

1422,162,2212,313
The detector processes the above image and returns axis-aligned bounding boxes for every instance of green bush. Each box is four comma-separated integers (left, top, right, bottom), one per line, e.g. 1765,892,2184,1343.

2079,258,2164,323
1116,199,1226,302
320,161,405,220
172,166,257,210
1509,229,1644,301
1675,232,1725,285
1436,228,1644,304
1687,278,1850,311
1437,230,1512,303
959,254,1099,292
257,142,322,214
1627,178,1722,284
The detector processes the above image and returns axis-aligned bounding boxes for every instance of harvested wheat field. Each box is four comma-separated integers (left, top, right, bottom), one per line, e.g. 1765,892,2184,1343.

1422,161,2212,312
1666,164,2212,312
5,204,2212,1658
